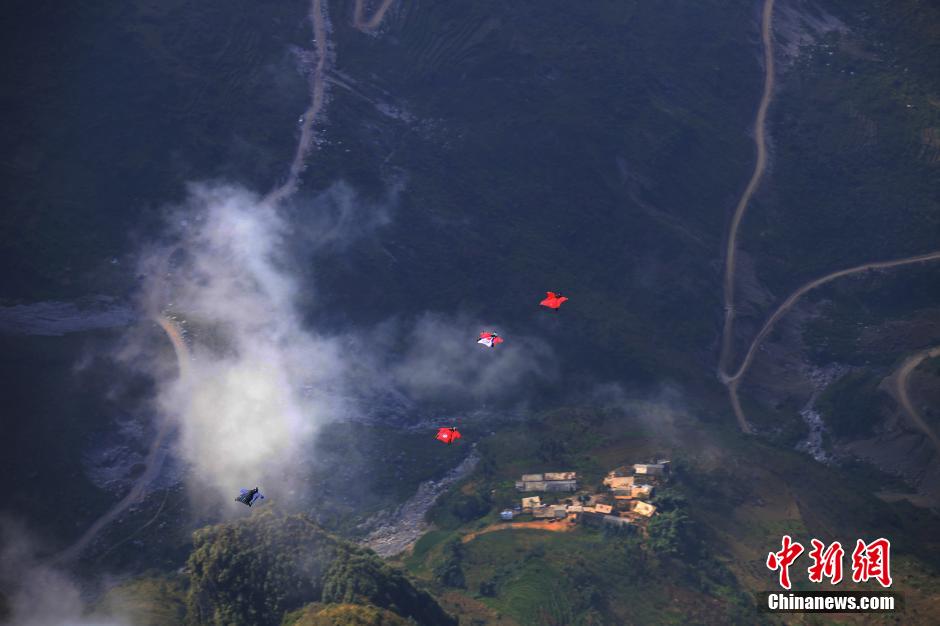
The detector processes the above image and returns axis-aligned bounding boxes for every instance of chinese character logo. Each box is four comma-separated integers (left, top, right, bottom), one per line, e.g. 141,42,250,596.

807,539,844,585
766,535,804,590
767,536,892,589
851,538,892,588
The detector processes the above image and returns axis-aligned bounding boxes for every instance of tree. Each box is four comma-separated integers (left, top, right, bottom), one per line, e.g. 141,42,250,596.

647,509,698,559
186,510,341,625
427,489,491,530
651,487,687,513
478,579,497,597
433,540,466,589
185,510,454,626
323,552,456,625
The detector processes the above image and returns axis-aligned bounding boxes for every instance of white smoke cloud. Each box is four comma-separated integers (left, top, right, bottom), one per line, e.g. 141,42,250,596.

124,181,558,511
587,382,685,443
136,183,349,504
0,519,128,626
389,313,558,405
585,381,724,464
298,179,396,252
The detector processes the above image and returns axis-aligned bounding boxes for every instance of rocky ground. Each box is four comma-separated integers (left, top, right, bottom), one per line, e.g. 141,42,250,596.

360,449,479,557
0,296,134,335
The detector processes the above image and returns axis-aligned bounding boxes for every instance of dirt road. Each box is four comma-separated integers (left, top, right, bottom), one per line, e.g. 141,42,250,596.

891,345,940,454
264,0,331,206
461,519,577,544
266,0,397,204
718,0,777,389
715,0,940,434
354,0,397,32
723,251,940,431
53,317,189,564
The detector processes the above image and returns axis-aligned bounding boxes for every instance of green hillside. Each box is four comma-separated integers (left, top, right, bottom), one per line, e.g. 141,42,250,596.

3,0,940,623
116,509,457,626
399,407,940,624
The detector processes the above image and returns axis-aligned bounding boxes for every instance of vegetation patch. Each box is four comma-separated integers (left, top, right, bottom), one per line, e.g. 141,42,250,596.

185,509,454,626
817,370,891,438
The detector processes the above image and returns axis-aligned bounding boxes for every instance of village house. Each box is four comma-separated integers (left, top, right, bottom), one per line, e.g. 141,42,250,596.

636,483,654,496
532,504,568,520
579,511,634,530
603,474,633,487
632,501,657,517
633,462,669,477
629,484,654,498
520,496,541,511
604,476,635,494
604,466,632,478
603,460,667,522
532,506,555,519
605,475,644,502
613,496,633,510
603,515,633,528
513,463,664,532
515,472,578,492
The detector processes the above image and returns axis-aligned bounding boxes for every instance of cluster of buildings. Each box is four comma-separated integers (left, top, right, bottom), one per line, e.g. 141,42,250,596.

501,460,670,532
514,472,577,492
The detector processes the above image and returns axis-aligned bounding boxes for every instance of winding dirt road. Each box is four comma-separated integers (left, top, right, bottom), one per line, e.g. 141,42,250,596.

264,0,331,206
353,0,397,32
715,0,940,434
891,345,940,454
265,0,398,205
724,251,940,432
718,0,776,387
53,317,189,564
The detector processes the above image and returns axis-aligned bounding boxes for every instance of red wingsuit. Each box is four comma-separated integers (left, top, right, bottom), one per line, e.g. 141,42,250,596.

436,427,462,444
540,292,568,309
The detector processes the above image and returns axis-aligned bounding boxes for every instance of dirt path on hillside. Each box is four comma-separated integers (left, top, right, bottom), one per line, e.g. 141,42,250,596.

461,519,577,544
353,0,397,32
715,0,940,434
718,0,777,400
889,345,940,454
723,251,940,431
53,317,189,564
264,0,331,206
